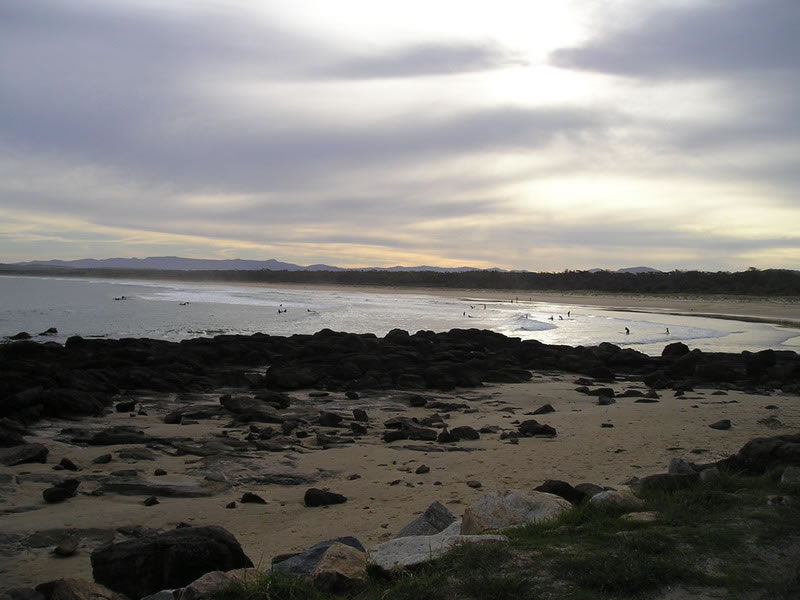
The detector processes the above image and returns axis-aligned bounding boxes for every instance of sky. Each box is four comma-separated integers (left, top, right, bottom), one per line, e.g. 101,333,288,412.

1,0,798,272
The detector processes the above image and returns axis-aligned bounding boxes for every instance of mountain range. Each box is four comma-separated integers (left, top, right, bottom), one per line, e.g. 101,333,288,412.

11,256,662,274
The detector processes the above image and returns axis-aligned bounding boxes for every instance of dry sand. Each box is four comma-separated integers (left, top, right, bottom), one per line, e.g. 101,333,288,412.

2,375,798,590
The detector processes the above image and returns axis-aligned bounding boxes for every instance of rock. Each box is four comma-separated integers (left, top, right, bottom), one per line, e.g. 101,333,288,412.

35,579,127,600
115,400,137,413
143,496,159,506
534,480,587,505
466,480,482,489
93,454,112,465
780,466,800,490
304,488,346,507
382,430,406,443
719,434,800,474
668,458,696,475
461,490,571,534
699,467,721,484
52,537,79,557
311,542,366,593
368,534,507,572
88,426,156,446
178,569,254,600
436,429,457,444
588,490,644,509
154,469,167,476
219,396,284,423
345,391,360,400
58,458,79,472
517,420,557,437
118,448,156,461
240,492,266,504
450,426,480,441
636,473,699,493
532,404,555,415
415,464,430,475
709,419,732,430
0,443,49,466
620,511,658,522
100,480,221,498
598,396,616,405
225,501,236,509
662,342,690,358
352,409,368,422
574,483,605,498
408,395,428,407
43,480,80,504
350,423,367,435
318,411,343,427
39,327,59,336
8,332,32,340
394,501,456,538
91,525,253,599
273,537,365,576
0,589,45,600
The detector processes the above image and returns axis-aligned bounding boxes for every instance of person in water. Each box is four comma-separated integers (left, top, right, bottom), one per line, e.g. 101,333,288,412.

625,327,630,335
665,327,670,334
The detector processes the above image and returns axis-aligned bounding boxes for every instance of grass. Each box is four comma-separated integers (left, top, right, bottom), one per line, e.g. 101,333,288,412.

212,470,800,600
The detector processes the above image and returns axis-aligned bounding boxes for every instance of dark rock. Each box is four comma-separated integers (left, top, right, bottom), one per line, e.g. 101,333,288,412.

636,472,700,493
450,426,480,441
115,400,137,413
709,419,732,430
532,403,555,415
535,480,587,504
408,395,428,407
345,391,360,400
635,398,659,403
219,395,284,423
58,458,79,471
662,342,690,358
598,396,616,405
574,483,605,498
8,332,32,340
117,448,156,461
88,426,156,446
91,525,253,598
436,429,457,444
273,537,365,576
350,422,367,435
93,454,112,465
718,433,800,475
0,589,44,600
318,412,343,427
518,420,557,437
43,480,80,503
52,537,79,557
154,469,167,476
143,496,159,506
225,501,236,509
382,430,406,443
601,423,614,428
466,480,482,488
241,492,267,504
0,443,48,466
100,480,220,497
304,488,347,507
352,409,368,422
39,327,59,336
394,501,455,538
415,464,430,474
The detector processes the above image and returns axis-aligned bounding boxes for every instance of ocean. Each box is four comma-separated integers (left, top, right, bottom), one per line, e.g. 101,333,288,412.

1,275,798,356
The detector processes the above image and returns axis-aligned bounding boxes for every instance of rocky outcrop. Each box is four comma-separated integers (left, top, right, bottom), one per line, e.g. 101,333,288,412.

717,433,800,475
272,537,365,576
394,501,456,538
35,578,127,600
90,526,253,599
460,490,571,534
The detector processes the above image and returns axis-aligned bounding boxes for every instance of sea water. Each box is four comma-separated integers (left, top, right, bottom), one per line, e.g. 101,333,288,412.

1,275,797,356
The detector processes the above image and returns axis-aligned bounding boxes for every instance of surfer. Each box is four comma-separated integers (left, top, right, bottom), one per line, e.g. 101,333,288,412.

625,327,630,335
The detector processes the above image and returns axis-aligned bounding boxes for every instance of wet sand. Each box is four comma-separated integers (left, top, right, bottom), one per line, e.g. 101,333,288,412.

2,375,797,590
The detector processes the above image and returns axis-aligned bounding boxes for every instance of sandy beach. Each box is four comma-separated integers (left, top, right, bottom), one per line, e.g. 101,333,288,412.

226,281,800,326
2,373,797,590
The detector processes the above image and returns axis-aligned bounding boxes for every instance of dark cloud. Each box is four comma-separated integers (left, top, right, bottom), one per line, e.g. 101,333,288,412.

318,42,527,79
550,0,800,78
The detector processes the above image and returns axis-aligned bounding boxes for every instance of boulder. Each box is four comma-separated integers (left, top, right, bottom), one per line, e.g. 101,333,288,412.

718,434,800,474
780,466,800,490
394,501,456,538
709,419,732,430
588,490,644,509
91,525,253,599
311,542,366,593
461,490,571,534
35,579,127,600
0,589,45,600
534,480,587,505
178,569,254,600
42,480,80,504
668,458,696,475
532,404,555,415
273,537,365,576
318,412,343,427
449,426,480,441
0,443,48,466
517,420,557,437
368,534,507,572
636,473,699,493
304,488,346,507
219,396,283,423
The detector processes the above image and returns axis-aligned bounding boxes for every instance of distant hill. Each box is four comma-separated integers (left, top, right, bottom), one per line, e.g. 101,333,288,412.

588,266,662,274
13,256,495,273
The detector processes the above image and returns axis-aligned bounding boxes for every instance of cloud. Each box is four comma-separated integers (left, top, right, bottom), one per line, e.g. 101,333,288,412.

550,0,800,79
318,42,528,79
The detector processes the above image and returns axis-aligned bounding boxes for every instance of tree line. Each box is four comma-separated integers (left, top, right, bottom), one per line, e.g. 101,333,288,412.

2,265,799,296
